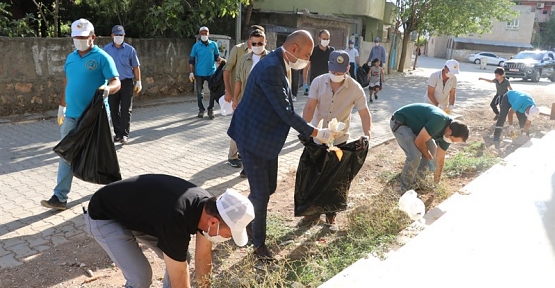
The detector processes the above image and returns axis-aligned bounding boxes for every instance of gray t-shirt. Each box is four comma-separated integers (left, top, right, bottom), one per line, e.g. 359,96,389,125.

493,78,511,96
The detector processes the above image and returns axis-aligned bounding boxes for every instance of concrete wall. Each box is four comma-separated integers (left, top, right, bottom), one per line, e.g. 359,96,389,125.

253,0,385,20
465,5,535,44
0,37,193,116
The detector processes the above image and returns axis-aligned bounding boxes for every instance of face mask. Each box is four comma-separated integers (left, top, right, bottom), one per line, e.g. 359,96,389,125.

201,35,209,42
73,39,91,51
375,43,379,47
443,135,453,144
321,40,330,47
202,223,231,244
349,44,354,49
252,46,264,55
446,71,455,78
113,36,124,45
284,49,309,70
329,72,345,83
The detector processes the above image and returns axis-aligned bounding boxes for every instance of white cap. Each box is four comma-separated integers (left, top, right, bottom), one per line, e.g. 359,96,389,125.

71,18,94,37
216,189,254,247
526,105,540,121
199,26,209,33
445,59,460,75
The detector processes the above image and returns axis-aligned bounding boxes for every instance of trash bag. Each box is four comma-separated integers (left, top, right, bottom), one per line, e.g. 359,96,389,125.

294,135,369,216
53,90,122,184
398,190,425,221
356,66,369,88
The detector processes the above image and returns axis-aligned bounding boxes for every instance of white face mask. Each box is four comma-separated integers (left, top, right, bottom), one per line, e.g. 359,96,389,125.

202,223,231,244
200,35,209,42
284,49,309,70
321,39,330,47
443,135,453,144
329,72,345,83
446,71,455,78
349,44,354,49
375,42,379,47
252,46,264,55
113,36,124,45
73,38,91,52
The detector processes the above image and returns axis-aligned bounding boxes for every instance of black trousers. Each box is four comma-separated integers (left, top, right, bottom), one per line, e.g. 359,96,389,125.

493,95,528,140
490,93,504,115
109,79,134,138
291,69,299,96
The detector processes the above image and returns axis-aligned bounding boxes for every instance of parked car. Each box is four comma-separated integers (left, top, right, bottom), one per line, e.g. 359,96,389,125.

503,50,555,82
467,52,507,66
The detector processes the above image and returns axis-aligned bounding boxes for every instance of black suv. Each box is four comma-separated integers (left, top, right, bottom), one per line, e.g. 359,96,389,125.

503,50,555,82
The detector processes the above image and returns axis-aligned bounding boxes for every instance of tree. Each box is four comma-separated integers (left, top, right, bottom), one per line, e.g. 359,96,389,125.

394,0,517,72
0,2,36,37
537,17,555,49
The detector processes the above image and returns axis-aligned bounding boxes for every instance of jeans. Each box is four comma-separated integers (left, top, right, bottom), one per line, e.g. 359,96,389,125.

194,75,216,111
493,96,528,140
109,79,134,138
84,213,188,288
390,120,436,191
53,117,78,202
238,147,278,248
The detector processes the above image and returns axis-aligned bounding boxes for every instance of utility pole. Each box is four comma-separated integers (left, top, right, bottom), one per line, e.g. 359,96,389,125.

236,2,242,44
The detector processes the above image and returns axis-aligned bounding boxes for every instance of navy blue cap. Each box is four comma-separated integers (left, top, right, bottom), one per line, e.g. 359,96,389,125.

112,25,125,35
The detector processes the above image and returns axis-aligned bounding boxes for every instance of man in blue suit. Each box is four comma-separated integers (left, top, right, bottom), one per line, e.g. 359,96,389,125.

228,30,333,261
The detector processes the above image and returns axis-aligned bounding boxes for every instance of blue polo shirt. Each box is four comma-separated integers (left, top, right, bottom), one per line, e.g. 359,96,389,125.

507,90,535,114
190,40,219,77
103,42,140,80
64,45,119,118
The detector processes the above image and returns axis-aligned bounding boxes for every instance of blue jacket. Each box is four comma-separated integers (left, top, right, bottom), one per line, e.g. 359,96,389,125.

227,47,315,159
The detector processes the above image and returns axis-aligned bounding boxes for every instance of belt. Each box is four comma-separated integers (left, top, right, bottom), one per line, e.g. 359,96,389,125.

391,115,404,132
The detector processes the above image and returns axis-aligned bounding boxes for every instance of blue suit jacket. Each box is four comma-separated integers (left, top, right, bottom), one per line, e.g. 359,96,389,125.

228,47,314,160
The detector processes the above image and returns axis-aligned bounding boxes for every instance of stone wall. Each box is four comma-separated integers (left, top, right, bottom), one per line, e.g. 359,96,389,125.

0,37,194,116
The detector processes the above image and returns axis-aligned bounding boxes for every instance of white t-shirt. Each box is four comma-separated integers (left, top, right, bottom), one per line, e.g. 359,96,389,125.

346,47,359,64
251,54,262,71
423,70,457,107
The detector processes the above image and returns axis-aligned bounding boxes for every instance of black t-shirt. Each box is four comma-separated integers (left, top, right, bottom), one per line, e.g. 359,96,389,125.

88,174,210,262
309,45,335,82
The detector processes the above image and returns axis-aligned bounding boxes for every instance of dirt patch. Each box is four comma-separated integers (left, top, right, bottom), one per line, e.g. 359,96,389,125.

1,96,553,287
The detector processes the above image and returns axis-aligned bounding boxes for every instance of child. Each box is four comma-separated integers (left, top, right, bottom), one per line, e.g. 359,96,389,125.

478,67,512,120
367,58,385,103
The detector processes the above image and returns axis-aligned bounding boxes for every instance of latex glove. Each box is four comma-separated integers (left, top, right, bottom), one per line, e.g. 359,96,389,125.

443,104,451,114
99,85,110,98
57,105,65,126
302,83,309,91
134,81,142,94
315,128,333,144
427,158,437,172
189,72,195,82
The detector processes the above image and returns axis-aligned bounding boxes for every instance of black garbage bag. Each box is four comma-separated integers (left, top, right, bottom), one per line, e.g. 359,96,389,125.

294,135,369,216
53,91,122,184
356,66,369,88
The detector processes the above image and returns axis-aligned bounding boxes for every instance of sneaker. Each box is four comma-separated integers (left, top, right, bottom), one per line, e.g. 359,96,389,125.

253,245,276,262
239,169,247,178
296,214,320,227
303,88,309,96
198,110,204,118
493,115,499,121
369,98,373,103
40,195,67,211
207,109,215,119
114,136,122,142
325,214,338,232
120,136,128,145
292,96,297,102
227,159,242,168
374,93,378,100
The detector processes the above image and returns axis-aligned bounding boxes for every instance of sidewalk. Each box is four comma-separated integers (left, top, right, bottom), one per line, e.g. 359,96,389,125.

0,56,520,269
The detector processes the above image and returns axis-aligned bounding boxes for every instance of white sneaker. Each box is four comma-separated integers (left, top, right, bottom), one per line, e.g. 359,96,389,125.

292,96,297,102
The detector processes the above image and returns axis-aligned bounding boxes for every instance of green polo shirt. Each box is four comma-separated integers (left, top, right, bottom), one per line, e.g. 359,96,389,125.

393,103,452,151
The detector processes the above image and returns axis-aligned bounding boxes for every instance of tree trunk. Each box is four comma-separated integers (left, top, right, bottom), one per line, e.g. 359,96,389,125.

397,29,411,72
412,31,421,70
54,0,59,37
242,0,254,39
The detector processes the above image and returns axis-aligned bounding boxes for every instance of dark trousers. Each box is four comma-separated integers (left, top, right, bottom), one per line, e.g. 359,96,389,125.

493,96,528,140
194,75,216,111
291,69,299,96
349,62,356,78
490,93,504,115
109,79,134,138
239,146,278,248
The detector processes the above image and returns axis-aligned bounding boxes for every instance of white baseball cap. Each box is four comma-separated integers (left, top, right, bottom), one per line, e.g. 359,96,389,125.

216,189,255,247
526,105,540,121
71,18,94,37
445,59,460,75
199,26,209,33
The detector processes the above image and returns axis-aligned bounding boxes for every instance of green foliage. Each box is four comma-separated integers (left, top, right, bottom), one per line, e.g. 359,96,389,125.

536,16,555,49
0,3,37,37
443,142,501,178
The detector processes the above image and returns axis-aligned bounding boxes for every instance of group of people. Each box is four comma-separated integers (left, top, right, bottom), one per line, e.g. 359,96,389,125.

39,19,542,288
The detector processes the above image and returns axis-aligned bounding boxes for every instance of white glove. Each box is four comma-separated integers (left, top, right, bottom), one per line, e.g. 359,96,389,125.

134,80,142,94
189,72,195,82
315,128,333,144
99,85,110,98
57,105,65,126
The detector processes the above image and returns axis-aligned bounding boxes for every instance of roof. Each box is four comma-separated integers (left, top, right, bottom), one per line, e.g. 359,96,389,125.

453,37,533,49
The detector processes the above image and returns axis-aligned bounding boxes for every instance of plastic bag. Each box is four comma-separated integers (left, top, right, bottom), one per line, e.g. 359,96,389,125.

53,90,122,184
356,66,369,88
294,135,369,216
398,190,425,221
219,96,234,116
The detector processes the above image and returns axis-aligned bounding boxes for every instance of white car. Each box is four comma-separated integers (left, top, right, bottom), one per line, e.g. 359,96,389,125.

468,52,507,66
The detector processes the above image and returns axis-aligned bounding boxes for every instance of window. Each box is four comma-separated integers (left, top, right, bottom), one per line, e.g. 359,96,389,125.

543,10,548,14
506,19,520,30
